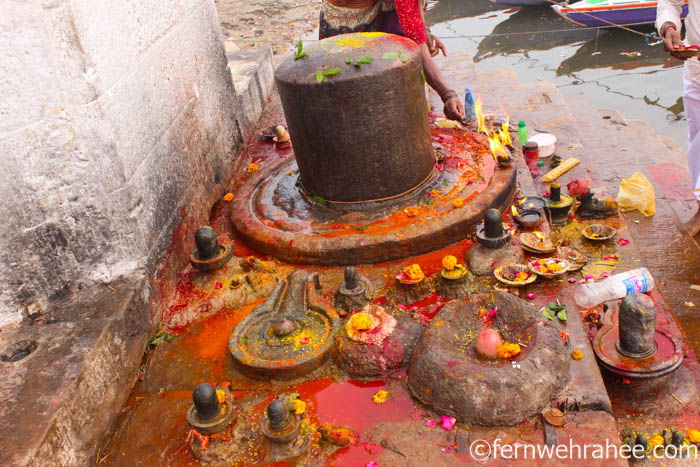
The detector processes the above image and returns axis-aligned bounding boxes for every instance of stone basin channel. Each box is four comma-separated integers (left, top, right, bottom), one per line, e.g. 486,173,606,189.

96,34,700,466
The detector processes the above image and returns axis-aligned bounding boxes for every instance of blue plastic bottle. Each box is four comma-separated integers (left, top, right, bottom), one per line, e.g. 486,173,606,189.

464,89,476,123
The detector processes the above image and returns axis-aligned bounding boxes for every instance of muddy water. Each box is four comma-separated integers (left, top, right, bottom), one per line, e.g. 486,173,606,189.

427,1,688,150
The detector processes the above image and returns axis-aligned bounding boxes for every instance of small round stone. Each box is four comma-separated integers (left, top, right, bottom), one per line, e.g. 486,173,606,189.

484,209,504,238
194,226,220,261
475,329,503,358
267,399,289,430
273,318,297,337
193,383,220,421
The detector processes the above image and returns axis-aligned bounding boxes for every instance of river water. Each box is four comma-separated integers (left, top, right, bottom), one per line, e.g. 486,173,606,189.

426,0,689,149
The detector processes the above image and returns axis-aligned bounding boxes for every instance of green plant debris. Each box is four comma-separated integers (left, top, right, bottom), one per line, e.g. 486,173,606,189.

148,328,173,349
294,40,308,60
345,55,373,66
541,302,567,321
240,337,248,345
442,180,449,186
355,225,370,232
310,192,327,205
421,71,426,84
381,50,409,62
315,67,340,83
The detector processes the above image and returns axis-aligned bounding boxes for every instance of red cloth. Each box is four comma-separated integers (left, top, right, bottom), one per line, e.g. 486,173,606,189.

393,0,426,44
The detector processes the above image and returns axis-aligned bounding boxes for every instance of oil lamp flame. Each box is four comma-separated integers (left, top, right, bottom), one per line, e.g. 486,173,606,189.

488,134,509,163
475,97,486,134
512,205,520,217
534,231,545,241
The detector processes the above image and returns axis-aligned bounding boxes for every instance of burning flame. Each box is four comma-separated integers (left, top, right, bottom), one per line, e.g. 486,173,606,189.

475,97,486,134
488,133,509,163
534,231,545,241
512,205,520,217
476,96,511,162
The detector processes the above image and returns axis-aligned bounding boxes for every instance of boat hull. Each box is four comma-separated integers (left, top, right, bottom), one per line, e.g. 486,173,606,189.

552,1,688,28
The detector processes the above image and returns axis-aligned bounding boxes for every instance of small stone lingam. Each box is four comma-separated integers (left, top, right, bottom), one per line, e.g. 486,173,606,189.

594,294,683,378
262,396,310,462
190,226,234,271
435,255,480,299
187,383,239,461
593,294,695,413
229,270,340,379
544,183,573,226
333,267,372,315
466,208,525,276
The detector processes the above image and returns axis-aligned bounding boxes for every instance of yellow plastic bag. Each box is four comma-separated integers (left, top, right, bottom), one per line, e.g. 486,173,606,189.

615,172,655,217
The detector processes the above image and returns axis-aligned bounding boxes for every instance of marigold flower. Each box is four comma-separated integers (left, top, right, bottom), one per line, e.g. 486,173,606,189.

345,312,373,339
442,255,458,271
496,342,521,359
452,197,465,208
372,390,388,404
216,389,226,404
223,192,234,202
402,264,424,281
571,349,584,360
291,399,306,415
246,162,259,173
688,429,700,443
429,189,441,197
649,434,665,448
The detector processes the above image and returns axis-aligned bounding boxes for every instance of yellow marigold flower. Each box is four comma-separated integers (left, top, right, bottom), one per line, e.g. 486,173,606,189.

291,399,306,415
223,192,234,202
246,162,259,173
442,255,458,271
571,350,584,360
345,312,373,339
452,197,465,208
649,434,665,448
403,264,424,281
496,342,521,359
429,189,441,197
372,390,388,404
688,429,700,443
216,389,226,404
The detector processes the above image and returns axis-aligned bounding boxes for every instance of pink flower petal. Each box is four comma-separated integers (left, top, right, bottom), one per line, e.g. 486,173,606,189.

568,278,577,283
441,415,456,431
585,275,594,280
397,304,408,310
332,225,340,229
618,238,630,246
601,272,610,278
526,293,536,299
299,337,309,345
214,282,222,289
426,419,437,427
364,443,378,454
441,447,452,453
366,462,380,467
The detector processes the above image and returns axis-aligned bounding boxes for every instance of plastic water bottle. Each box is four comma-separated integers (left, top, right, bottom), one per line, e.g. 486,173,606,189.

517,121,528,147
574,268,655,309
464,89,476,123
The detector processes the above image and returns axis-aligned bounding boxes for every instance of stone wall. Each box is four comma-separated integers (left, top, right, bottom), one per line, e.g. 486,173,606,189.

0,0,244,326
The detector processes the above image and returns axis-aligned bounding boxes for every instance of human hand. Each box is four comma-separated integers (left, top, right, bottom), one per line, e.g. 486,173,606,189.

444,96,465,121
426,30,447,57
662,22,686,60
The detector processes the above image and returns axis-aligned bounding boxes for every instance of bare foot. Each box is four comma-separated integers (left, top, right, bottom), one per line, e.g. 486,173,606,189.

682,208,700,237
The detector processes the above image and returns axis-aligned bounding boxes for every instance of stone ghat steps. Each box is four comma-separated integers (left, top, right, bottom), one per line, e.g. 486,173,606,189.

471,59,700,354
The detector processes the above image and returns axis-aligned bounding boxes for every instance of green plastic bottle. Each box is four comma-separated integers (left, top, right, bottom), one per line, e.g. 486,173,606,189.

517,121,528,147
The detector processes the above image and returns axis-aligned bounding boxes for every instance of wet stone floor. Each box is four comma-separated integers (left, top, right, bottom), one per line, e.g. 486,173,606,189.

100,79,700,467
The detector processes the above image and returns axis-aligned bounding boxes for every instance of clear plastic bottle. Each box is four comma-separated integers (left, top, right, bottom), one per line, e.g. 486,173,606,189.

517,121,528,147
464,89,476,123
574,267,655,309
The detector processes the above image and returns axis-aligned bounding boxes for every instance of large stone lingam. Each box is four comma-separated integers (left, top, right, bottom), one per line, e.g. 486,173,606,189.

231,32,516,265
229,270,340,379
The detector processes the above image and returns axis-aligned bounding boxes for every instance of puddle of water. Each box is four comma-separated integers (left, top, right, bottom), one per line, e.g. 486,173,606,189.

427,1,688,150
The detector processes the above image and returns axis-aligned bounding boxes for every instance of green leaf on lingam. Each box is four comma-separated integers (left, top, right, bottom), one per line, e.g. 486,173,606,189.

294,40,307,60
345,57,353,64
398,50,409,62
323,67,340,76
357,56,373,64
382,52,399,60
316,71,324,84
421,71,426,84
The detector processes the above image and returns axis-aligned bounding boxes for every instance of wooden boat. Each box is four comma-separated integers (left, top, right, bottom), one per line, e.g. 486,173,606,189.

552,0,688,28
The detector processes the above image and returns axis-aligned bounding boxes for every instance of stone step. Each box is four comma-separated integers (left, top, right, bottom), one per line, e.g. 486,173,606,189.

564,93,700,354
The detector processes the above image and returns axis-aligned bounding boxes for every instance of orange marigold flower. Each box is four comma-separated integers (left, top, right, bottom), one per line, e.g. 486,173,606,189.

246,162,259,173
496,342,521,359
429,189,441,197
216,389,226,404
345,313,373,339
291,399,306,415
372,390,388,404
452,197,465,208
403,264,424,281
688,429,700,443
442,255,458,271
223,192,234,202
571,350,584,360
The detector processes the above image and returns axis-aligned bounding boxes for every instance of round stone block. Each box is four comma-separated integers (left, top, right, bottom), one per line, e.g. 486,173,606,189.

275,32,434,202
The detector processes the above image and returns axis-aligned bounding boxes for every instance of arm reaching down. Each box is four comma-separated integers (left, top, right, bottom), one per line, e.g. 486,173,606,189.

418,43,465,121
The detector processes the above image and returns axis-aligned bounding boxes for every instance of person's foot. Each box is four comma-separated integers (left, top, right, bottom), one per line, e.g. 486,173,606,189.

682,208,700,237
